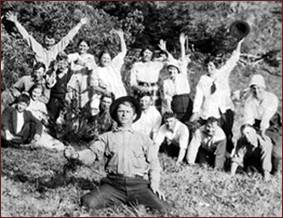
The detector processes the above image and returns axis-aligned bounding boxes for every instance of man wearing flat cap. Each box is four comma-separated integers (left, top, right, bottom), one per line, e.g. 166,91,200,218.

64,96,167,214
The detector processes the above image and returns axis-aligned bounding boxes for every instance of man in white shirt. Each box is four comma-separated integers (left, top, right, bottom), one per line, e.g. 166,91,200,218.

187,117,227,170
154,111,189,166
6,12,88,69
132,92,162,140
190,39,244,153
243,74,280,174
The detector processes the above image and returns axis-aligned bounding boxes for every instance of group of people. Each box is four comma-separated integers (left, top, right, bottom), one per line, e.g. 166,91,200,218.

1,12,281,214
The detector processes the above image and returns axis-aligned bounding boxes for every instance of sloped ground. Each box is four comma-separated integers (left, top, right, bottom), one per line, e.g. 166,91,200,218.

1,147,282,217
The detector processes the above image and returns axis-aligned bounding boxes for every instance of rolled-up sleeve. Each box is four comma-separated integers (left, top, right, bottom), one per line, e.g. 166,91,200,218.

78,134,107,165
193,81,204,113
186,129,202,164
145,137,162,189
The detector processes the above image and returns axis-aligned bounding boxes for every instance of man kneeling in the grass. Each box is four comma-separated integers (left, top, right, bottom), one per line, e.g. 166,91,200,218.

230,124,273,181
2,93,43,147
154,111,189,167
64,96,167,214
186,117,227,170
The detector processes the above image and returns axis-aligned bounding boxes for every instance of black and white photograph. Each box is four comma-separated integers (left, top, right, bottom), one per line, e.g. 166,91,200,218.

1,1,282,216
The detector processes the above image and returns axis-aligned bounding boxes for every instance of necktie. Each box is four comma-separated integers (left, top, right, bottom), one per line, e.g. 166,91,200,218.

210,81,216,94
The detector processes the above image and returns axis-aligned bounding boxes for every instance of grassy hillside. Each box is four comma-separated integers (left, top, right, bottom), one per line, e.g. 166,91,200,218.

1,147,282,217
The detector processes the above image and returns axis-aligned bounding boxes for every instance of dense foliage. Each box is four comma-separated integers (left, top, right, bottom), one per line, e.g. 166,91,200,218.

1,1,281,93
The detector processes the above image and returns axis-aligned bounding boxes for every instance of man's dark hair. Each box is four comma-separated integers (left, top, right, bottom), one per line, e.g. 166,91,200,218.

137,91,152,101
205,116,219,125
44,33,55,40
78,38,90,47
163,111,176,121
28,83,43,97
33,62,46,71
101,92,115,102
56,52,68,61
240,124,255,134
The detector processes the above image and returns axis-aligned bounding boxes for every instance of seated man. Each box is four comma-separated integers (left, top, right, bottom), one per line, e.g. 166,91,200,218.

132,91,162,140
64,96,166,214
186,117,227,170
2,93,43,146
230,124,272,181
154,111,189,166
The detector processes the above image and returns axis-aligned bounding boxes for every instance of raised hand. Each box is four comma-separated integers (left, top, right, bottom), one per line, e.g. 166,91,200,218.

179,32,187,45
111,28,124,38
80,17,89,25
158,39,167,51
6,11,18,23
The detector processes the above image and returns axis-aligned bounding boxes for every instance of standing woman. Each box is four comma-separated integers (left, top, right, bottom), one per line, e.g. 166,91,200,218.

67,39,98,109
93,29,128,99
162,33,192,122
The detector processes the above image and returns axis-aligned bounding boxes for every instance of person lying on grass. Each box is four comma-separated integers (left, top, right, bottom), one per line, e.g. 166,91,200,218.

230,124,273,181
186,117,227,170
64,96,168,214
2,93,42,147
154,111,189,167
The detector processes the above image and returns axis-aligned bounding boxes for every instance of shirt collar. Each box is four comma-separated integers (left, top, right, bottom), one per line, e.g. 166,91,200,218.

113,126,135,133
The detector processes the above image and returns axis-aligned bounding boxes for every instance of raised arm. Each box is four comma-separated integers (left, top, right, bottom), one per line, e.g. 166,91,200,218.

158,39,175,62
6,12,43,54
176,125,189,166
53,17,88,53
111,29,127,70
218,38,244,75
179,33,191,74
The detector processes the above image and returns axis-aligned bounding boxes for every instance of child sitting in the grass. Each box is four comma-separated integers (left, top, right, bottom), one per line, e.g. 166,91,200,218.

230,124,273,181
2,93,43,146
26,84,65,151
186,117,227,170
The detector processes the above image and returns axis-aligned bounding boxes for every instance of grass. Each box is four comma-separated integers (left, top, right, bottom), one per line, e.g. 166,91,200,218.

1,147,282,217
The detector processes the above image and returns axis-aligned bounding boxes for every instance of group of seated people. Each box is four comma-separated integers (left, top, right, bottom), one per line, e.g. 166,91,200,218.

1,11,281,213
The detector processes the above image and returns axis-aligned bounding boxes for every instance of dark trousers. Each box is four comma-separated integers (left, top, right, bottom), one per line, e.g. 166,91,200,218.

171,94,193,123
253,114,282,174
196,139,227,170
81,175,166,213
2,121,36,145
47,96,65,123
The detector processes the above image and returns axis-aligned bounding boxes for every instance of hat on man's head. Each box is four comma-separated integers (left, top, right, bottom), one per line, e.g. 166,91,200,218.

167,60,181,73
110,96,141,123
14,93,31,106
56,51,68,61
249,74,266,89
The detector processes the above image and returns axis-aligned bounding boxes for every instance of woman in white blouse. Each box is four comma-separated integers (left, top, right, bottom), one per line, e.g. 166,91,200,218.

67,39,98,108
94,29,128,99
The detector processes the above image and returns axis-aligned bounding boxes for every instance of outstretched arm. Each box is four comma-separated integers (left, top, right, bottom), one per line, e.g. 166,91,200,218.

158,39,176,62
6,12,43,54
218,38,244,76
112,29,127,56
53,17,88,53
111,29,127,70
179,32,191,74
